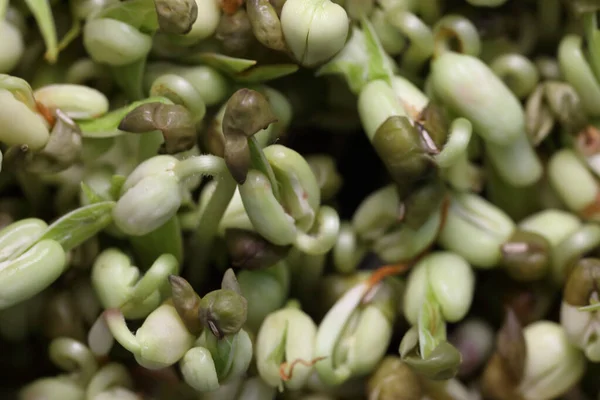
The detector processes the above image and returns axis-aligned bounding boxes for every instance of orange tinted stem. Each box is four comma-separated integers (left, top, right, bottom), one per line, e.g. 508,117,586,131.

279,357,327,381
36,101,56,126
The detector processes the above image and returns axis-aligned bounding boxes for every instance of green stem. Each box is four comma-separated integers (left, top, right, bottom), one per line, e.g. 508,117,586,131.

248,136,280,201
129,215,183,268
188,172,238,286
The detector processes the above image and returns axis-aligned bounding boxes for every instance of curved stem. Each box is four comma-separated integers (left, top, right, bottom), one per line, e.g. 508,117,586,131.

188,172,238,286
490,54,540,99
86,363,134,400
552,224,600,284
294,206,340,255
435,118,472,169
387,8,434,72
172,155,227,181
558,35,600,117
150,74,206,123
49,337,99,387
104,309,141,355
127,254,179,304
433,15,481,57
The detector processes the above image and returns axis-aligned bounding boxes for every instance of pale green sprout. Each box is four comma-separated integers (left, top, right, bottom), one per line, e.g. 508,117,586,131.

0,88,49,151
548,149,600,221
91,248,178,319
83,18,153,66
430,51,525,146
398,252,474,380
180,328,253,392
358,80,407,141
519,209,582,248
518,321,585,400
314,280,396,386
484,133,543,187
256,301,318,390
0,201,114,309
281,0,350,67
558,35,600,118
113,154,227,236
143,63,232,107
97,302,196,370
33,84,109,120
403,252,475,326
239,145,340,255
438,191,516,268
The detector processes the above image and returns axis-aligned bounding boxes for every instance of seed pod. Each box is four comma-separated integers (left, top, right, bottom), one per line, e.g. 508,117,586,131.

170,0,221,44
222,89,277,183
216,9,255,56
401,340,462,381
560,259,600,362
501,230,550,282
118,103,197,155
155,0,199,35
198,288,248,339
246,0,286,51
169,275,203,335
371,115,436,192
